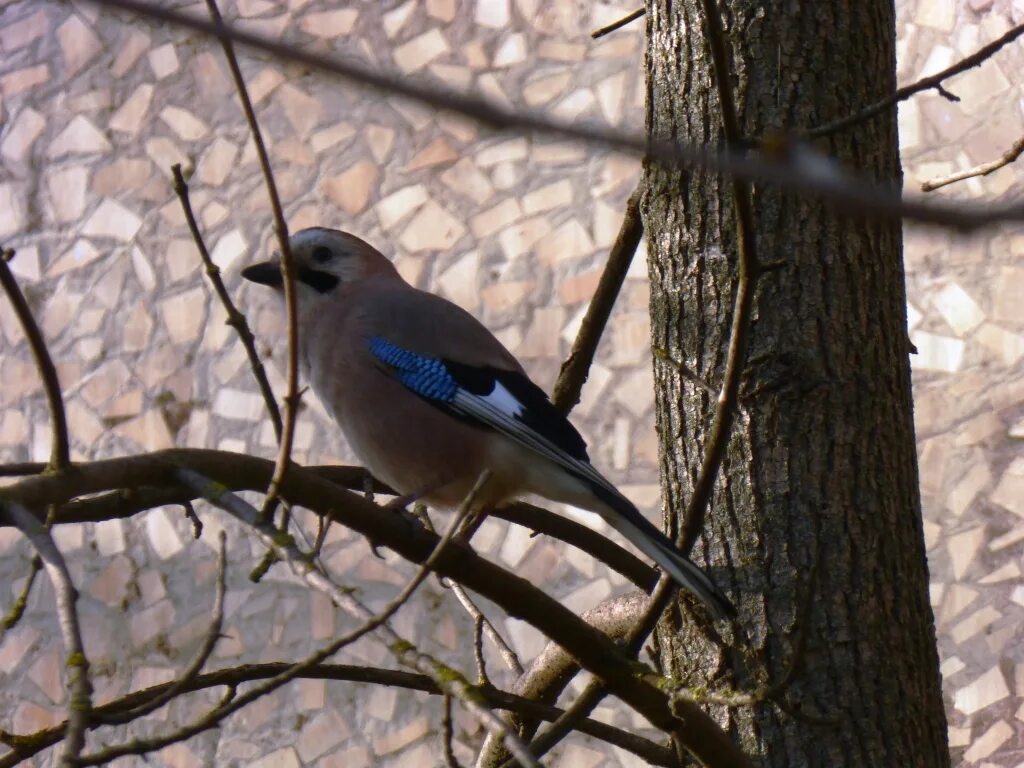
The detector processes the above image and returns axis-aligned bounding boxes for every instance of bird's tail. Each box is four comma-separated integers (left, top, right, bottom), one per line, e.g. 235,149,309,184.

591,488,736,620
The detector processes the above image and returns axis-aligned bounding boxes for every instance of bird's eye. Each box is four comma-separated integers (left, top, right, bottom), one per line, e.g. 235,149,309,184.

311,246,333,264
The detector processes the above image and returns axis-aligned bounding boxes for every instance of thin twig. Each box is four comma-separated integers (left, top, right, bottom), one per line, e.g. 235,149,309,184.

0,254,69,470
1,502,92,765
418,509,524,677
170,164,283,440
921,134,1024,192
92,531,228,726
79,0,1024,231
551,186,643,414
442,693,463,768
0,449,754,768
806,21,1024,138
473,614,490,687
0,662,673,768
202,0,299,525
169,468,548,768
591,7,645,39
0,555,42,636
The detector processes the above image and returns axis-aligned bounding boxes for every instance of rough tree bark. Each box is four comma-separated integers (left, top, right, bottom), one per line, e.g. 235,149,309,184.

644,2,949,766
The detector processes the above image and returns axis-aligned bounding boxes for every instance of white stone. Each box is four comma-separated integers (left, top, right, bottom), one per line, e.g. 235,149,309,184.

393,29,448,74
476,0,510,27
81,198,142,242
932,282,984,335
954,666,1009,715
376,184,428,230
910,331,963,372
48,115,111,156
210,229,247,271
145,506,184,560
1,107,45,163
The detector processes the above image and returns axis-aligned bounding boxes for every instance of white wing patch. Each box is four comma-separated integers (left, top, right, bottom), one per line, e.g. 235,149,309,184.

482,381,525,418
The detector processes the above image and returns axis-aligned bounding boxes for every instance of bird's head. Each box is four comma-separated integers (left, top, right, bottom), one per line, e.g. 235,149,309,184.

241,227,400,300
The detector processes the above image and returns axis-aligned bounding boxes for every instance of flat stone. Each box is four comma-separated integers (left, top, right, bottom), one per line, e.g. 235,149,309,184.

311,122,355,153
110,29,149,76
932,282,985,335
1,107,45,163
471,197,522,238
910,331,963,372
399,200,466,251
365,124,395,162
148,42,179,79
57,15,102,78
44,165,89,223
300,9,358,36
276,84,322,137
48,115,111,156
1,64,49,97
0,9,48,52
107,87,153,136
393,29,448,74
376,184,428,229
440,158,495,203
82,198,142,242
197,137,238,186
160,106,209,141
405,137,458,171
321,160,379,215
160,286,208,345
144,506,185,560
954,665,1009,714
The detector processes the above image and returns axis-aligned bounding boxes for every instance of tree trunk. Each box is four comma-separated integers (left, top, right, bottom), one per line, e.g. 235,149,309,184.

644,2,949,766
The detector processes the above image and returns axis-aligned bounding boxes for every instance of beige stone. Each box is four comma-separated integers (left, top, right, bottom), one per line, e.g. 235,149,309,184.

393,29,448,74
160,286,207,345
300,9,358,37
1,64,49,96
144,136,190,177
311,122,355,153
440,158,495,203
160,106,209,141
297,710,350,762
121,301,154,352
471,197,522,238
45,166,89,223
48,115,111,157
0,9,48,52
976,323,1024,366
481,280,536,314
476,137,528,166
1,107,45,163
365,124,395,162
197,137,238,187
376,184,428,229
88,555,133,606
0,182,25,237
276,84,322,137
535,218,595,264
497,215,553,261
48,239,100,277
82,198,142,242
954,665,1009,714
57,15,102,79
399,200,466,251
321,161,379,215
963,720,1013,763
558,269,602,304
405,137,457,171
108,83,154,135
110,29,149,76
518,307,564,358
93,157,152,195
426,0,456,21
524,180,573,215
523,70,572,106
383,1,415,38
147,43,179,79
437,251,480,310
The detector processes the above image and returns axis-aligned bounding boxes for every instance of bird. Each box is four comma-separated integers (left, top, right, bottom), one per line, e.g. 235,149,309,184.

242,227,735,619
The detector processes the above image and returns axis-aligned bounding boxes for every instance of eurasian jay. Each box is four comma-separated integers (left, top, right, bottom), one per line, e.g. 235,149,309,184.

242,227,734,619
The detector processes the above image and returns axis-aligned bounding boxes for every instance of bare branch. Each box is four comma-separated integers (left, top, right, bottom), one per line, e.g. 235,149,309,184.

92,531,228,727
807,21,1024,138
0,254,69,470
921,134,1024,192
551,186,643,414
591,7,645,39
170,164,283,440
0,662,673,768
442,694,464,768
174,468,547,768
202,0,300,524
1,502,92,764
0,449,752,767
79,0,1024,231
0,555,42,637
34,470,658,592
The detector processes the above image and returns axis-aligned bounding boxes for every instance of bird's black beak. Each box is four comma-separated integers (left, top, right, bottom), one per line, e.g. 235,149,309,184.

241,261,283,288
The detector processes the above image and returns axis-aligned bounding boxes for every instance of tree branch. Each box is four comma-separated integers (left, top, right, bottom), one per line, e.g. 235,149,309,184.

0,661,674,767
806,21,1024,138
0,449,752,768
79,0,1024,231
591,7,645,39
551,186,644,415
171,164,283,440
1,502,92,765
203,0,299,524
0,253,69,470
921,134,1024,192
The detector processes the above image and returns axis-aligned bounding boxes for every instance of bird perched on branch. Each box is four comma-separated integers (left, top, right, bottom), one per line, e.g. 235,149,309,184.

242,227,734,619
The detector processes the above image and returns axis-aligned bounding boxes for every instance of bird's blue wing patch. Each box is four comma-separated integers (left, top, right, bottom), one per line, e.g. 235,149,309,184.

368,337,457,403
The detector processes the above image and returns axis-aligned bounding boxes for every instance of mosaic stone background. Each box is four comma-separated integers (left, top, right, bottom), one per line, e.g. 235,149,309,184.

0,0,1022,765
